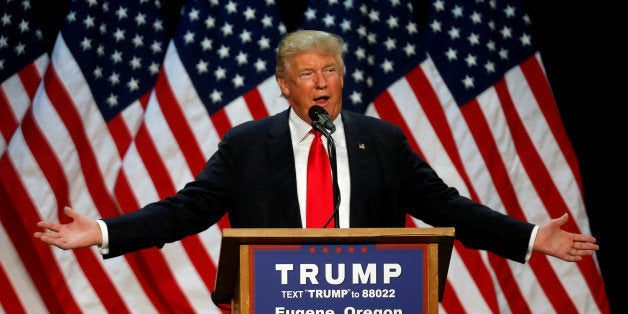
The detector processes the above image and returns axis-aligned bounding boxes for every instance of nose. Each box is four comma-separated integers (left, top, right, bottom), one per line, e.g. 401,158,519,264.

314,72,327,89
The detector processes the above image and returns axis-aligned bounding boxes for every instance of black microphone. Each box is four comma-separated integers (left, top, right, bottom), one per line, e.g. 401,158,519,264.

308,105,336,134
308,105,340,228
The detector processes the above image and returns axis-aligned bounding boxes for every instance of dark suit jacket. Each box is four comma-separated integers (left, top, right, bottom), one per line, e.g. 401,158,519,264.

104,109,534,262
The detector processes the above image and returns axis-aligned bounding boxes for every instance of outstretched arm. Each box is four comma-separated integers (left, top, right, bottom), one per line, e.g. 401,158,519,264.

533,213,599,262
34,206,102,250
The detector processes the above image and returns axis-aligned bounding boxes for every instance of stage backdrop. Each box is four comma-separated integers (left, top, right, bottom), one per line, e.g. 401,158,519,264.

0,0,609,313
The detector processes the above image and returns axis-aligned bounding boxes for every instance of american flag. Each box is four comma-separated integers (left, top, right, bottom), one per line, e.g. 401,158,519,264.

298,0,608,312
0,0,609,313
0,0,48,155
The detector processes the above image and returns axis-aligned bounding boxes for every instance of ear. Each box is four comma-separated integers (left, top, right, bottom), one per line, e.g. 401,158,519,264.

277,76,290,98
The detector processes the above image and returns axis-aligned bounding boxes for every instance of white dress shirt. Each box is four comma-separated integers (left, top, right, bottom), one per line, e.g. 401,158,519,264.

289,109,351,228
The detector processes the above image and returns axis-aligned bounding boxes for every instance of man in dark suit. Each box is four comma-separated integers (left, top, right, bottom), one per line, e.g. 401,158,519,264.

35,30,598,264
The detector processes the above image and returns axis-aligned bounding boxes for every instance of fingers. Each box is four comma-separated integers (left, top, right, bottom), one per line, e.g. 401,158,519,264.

36,221,60,232
574,234,597,244
573,241,599,251
36,234,69,250
64,206,78,219
562,238,598,262
554,213,569,226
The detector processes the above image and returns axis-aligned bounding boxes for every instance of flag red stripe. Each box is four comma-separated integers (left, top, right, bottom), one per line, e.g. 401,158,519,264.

459,100,535,306
460,99,525,219
216,213,231,230
407,66,508,312
0,88,17,143
375,88,503,312
495,77,602,311
122,251,173,312
520,57,582,190
107,112,134,159
134,87,222,297
400,67,505,312
133,120,215,311
43,69,119,216
442,280,466,314
133,248,196,312
494,75,605,302
114,169,198,313
372,91,424,158
0,268,25,314
135,125,177,199
112,172,173,313
494,79,571,221
454,245,500,313
19,62,42,99
488,254,532,313
243,88,270,120
209,108,233,140
110,89,209,311
181,235,220,291
24,100,129,312
461,99,577,311
73,249,132,312
406,66,482,203
516,64,607,313
20,111,70,218
114,170,141,214
405,217,468,312
155,76,207,175
1,59,46,155
0,155,76,313
528,256,579,313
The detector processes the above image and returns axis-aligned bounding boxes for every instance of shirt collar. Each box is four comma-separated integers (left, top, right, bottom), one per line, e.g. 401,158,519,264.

289,108,343,144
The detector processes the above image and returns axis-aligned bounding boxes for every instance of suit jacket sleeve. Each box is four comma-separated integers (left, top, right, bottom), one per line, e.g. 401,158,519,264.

342,111,534,263
102,110,302,258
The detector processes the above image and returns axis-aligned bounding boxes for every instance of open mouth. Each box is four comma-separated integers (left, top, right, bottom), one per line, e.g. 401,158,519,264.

314,96,329,104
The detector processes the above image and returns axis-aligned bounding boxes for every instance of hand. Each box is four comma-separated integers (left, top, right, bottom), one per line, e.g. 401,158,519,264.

34,206,102,250
533,213,599,262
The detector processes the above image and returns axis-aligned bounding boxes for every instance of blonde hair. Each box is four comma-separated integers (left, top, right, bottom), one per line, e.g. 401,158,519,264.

275,30,346,79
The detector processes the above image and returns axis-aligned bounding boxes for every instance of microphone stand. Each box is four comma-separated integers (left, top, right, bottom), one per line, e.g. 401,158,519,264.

312,121,340,228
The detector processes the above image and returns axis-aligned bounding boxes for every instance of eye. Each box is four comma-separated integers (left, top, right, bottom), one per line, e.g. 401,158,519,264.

298,71,314,79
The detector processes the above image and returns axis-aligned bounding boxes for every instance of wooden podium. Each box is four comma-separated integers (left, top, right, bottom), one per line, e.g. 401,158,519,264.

212,227,454,314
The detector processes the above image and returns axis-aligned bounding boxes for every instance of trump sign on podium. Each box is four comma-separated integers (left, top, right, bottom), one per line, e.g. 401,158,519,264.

252,244,426,313
212,228,454,314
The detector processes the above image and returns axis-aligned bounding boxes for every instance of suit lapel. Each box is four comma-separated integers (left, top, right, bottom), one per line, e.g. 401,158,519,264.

342,112,371,227
266,109,302,227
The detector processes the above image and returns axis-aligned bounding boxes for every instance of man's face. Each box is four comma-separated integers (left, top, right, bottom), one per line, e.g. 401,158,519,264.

277,52,343,124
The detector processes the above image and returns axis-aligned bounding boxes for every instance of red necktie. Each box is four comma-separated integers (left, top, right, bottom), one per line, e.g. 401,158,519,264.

306,130,334,228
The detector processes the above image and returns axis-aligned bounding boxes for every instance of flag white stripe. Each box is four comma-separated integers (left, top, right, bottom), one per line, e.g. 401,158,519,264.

419,57,493,202
507,63,587,222
159,243,216,312
14,106,60,213
0,221,48,313
96,246,159,313
258,76,289,115
145,92,195,186
447,249,492,312
10,129,105,312
0,54,48,124
123,144,160,207
476,85,544,217
165,50,222,161
388,79,470,193
51,37,123,191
